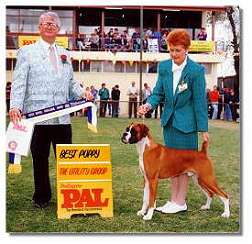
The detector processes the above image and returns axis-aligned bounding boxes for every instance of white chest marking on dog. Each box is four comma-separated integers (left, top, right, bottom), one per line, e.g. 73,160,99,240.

135,136,152,218
136,136,150,174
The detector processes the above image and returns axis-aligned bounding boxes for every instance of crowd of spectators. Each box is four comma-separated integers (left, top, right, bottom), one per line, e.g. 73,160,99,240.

6,25,207,52
207,86,239,122
75,27,171,53
6,79,239,122
70,81,166,119
72,82,239,121
74,26,208,53
73,83,122,118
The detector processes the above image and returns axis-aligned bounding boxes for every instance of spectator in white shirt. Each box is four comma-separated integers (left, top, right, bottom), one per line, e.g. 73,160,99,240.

127,81,139,118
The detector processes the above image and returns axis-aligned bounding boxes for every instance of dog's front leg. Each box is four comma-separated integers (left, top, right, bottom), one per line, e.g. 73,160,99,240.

137,175,149,216
143,203,156,220
143,178,157,220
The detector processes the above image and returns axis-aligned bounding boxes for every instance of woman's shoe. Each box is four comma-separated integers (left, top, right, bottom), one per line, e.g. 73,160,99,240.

161,202,187,214
155,201,173,212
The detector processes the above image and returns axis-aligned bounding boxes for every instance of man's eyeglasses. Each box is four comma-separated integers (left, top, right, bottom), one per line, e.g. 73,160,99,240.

40,22,58,29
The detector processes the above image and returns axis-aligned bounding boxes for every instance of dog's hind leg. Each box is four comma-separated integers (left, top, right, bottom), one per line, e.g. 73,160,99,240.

219,196,230,218
137,175,149,216
143,176,158,220
200,193,213,210
198,175,230,218
206,178,230,218
204,183,230,218
194,176,213,210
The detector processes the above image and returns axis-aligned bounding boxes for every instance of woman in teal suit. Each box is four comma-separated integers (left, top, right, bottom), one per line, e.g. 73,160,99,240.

138,29,209,214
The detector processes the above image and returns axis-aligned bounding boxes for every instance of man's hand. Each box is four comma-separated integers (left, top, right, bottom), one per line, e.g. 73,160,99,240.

9,108,22,124
85,92,94,101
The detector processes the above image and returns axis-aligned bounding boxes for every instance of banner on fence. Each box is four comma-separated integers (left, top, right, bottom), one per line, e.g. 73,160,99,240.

189,41,215,52
18,35,68,48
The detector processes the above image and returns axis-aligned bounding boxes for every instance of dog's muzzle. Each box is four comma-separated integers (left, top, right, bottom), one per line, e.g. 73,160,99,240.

121,133,129,144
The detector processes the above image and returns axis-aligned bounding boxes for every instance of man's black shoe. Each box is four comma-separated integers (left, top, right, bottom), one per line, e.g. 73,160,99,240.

33,201,50,209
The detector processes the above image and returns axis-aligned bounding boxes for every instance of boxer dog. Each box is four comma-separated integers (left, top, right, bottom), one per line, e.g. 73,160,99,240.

121,123,230,220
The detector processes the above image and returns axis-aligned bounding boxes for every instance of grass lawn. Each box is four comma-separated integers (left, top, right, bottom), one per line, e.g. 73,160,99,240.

6,117,240,233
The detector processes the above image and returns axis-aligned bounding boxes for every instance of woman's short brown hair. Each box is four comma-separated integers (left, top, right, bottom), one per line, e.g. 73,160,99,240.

167,29,191,49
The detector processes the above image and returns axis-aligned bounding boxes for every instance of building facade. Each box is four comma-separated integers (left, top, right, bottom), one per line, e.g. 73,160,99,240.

6,5,227,116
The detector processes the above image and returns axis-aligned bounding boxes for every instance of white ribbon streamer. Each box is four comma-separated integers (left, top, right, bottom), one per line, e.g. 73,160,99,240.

7,101,97,168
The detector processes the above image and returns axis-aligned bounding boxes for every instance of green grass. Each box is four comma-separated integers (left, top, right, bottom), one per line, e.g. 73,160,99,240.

6,118,240,233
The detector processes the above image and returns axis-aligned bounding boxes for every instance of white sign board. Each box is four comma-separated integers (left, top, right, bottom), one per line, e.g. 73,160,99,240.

148,38,159,53
6,119,34,156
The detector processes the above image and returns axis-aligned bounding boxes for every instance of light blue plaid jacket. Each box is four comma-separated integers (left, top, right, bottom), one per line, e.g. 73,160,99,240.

10,40,83,125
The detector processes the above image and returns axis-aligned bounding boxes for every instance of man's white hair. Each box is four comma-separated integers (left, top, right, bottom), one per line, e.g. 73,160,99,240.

39,11,61,27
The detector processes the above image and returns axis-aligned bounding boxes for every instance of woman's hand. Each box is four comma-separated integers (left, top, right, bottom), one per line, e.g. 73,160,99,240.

138,104,151,115
202,132,209,142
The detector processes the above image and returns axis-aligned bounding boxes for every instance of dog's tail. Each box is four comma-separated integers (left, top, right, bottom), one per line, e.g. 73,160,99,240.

201,141,208,154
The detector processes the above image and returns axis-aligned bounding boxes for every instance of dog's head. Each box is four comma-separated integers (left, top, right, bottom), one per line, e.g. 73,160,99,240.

121,123,149,144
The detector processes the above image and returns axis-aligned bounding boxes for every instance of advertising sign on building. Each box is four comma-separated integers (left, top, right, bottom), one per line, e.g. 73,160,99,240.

18,35,69,48
189,41,215,52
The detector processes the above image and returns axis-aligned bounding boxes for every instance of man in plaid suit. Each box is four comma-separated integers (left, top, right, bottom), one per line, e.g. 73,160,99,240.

9,11,92,208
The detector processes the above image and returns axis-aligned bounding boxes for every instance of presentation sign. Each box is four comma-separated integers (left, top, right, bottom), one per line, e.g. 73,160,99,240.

56,144,113,219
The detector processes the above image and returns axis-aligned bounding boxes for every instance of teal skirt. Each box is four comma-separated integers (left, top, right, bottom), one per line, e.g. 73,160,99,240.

163,123,198,150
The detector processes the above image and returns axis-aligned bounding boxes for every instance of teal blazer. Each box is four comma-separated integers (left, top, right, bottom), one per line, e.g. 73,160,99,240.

147,57,208,133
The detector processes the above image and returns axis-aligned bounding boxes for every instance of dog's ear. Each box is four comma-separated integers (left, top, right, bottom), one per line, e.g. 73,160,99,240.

142,124,149,137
